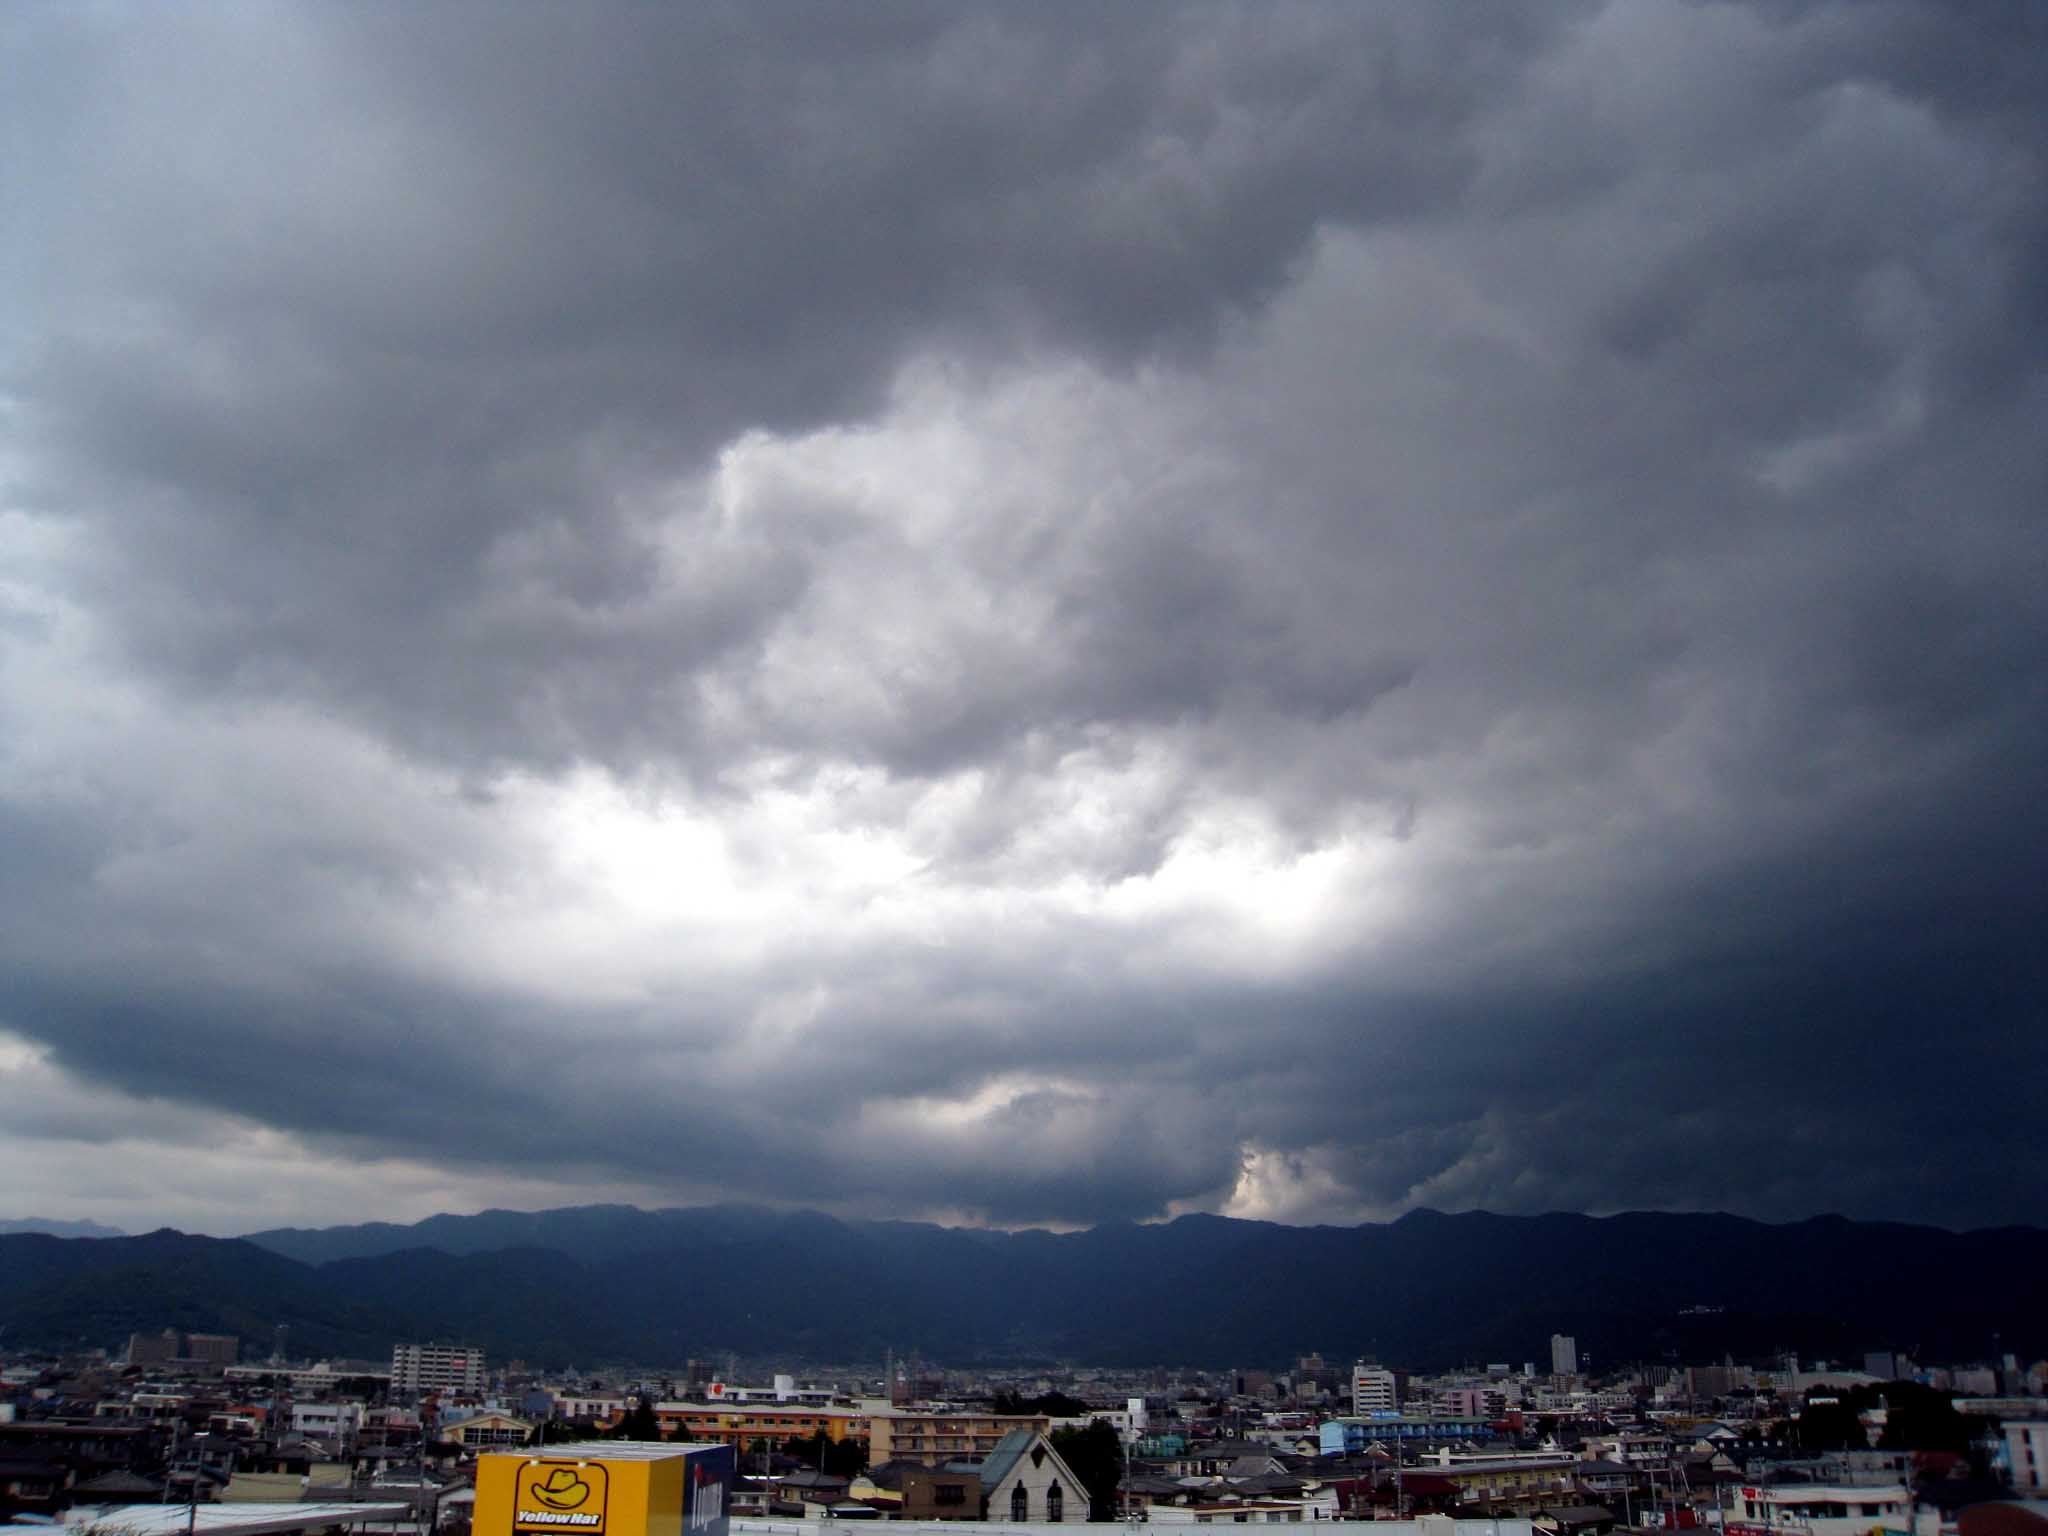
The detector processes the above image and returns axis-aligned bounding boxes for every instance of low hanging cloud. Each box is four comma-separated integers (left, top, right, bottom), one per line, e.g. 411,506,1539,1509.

2,1,2044,1236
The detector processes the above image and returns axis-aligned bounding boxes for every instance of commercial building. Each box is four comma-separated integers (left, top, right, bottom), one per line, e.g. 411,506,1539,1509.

1551,1336,1579,1377
1723,1482,1910,1536
472,1442,732,1536
185,1335,240,1367
390,1343,485,1396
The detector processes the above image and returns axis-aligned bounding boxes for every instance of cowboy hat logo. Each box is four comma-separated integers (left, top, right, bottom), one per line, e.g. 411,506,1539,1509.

530,1470,591,1510
516,1460,607,1533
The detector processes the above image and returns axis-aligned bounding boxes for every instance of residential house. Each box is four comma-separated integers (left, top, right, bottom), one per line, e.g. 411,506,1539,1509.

0,1455,70,1520
848,1461,984,1520
1574,1460,1639,1502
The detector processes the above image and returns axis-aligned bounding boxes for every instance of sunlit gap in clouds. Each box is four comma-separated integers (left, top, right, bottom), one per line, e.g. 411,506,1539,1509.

512,756,1417,991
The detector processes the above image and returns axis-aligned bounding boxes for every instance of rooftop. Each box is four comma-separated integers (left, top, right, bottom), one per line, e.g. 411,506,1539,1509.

62,1504,412,1536
477,1441,712,1463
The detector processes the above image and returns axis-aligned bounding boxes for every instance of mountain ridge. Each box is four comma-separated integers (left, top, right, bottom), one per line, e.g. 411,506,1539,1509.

4,1205,2038,1370
0,1217,127,1239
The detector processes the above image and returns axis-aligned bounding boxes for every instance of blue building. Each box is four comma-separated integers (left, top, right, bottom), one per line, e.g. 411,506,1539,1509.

1319,1415,1497,1455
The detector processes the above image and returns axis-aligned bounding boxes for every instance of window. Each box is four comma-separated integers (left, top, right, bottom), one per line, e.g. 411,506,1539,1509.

934,1485,966,1506
1047,1485,1064,1523
1012,1485,1029,1521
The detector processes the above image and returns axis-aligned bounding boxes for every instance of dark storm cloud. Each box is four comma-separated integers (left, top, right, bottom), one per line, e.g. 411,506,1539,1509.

8,1,1567,773
1,0,2045,1234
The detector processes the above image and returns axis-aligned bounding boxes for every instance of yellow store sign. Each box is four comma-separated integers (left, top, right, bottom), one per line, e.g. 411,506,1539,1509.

515,1460,609,1533
476,1443,733,1536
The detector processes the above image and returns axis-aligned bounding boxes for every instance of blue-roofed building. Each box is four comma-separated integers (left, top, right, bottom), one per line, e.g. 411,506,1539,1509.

1319,1416,1498,1455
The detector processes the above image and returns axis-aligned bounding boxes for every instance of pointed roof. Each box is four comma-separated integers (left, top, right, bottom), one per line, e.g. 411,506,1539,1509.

973,1427,1038,1492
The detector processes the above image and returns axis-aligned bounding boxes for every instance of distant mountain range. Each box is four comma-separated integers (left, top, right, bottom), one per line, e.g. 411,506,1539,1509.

0,1217,126,1239
2,1205,2040,1371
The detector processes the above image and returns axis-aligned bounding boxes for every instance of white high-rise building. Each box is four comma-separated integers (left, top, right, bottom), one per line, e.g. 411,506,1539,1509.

1550,1334,1579,1377
391,1342,486,1395
2007,1421,2048,1494
1352,1363,1398,1413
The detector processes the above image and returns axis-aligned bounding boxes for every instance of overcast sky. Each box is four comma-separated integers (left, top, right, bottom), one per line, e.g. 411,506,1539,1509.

3,1,2044,1239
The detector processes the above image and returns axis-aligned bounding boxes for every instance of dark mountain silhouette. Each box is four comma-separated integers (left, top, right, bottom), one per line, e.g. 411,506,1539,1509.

0,1218,125,1239
0,1228,408,1357
5,1206,2039,1369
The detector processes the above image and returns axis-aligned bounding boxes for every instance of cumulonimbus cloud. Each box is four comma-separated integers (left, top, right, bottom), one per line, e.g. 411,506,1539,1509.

1,0,2044,1234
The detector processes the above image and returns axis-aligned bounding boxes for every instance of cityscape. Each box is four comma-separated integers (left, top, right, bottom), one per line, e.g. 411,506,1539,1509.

2,1203,2046,1536
2,1290,2045,1535
5,7,2046,1536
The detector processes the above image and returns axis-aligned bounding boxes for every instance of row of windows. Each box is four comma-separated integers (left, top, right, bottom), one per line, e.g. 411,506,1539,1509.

1740,1503,1901,1519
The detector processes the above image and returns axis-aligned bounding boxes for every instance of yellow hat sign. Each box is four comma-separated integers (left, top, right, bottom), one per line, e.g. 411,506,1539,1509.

517,1462,608,1533
477,1444,732,1536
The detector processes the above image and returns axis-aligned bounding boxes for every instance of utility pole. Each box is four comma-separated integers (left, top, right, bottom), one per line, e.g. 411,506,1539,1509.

1123,1425,1138,1530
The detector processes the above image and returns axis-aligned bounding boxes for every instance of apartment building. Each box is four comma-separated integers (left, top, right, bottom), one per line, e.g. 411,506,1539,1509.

652,1401,866,1451
2004,1421,2048,1494
291,1401,363,1447
868,1410,1050,1467
1354,1366,1400,1415
1426,1454,1581,1513
390,1343,485,1395
1552,1336,1579,1377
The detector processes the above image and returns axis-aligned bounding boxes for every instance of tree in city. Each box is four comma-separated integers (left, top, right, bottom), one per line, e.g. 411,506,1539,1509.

1872,1383,1972,1457
1791,1393,1866,1451
1049,1422,1124,1522
611,1400,664,1441
530,1419,599,1448
990,1389,1092,1419
781,1431,867,1479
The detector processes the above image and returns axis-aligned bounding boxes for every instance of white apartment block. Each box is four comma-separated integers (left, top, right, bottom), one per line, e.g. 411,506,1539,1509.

556,1395,628,1422
390,1342,486,1395
1550,1335,1578,1377
2006,1421,2048,1494
291,1401,364,1444
1353,1365,1398,1414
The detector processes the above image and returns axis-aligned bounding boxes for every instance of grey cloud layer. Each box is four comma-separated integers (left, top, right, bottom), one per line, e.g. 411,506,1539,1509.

2,1,2044,1233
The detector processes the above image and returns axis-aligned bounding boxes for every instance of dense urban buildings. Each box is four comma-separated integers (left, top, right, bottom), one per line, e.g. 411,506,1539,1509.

4,1311,2042,1534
